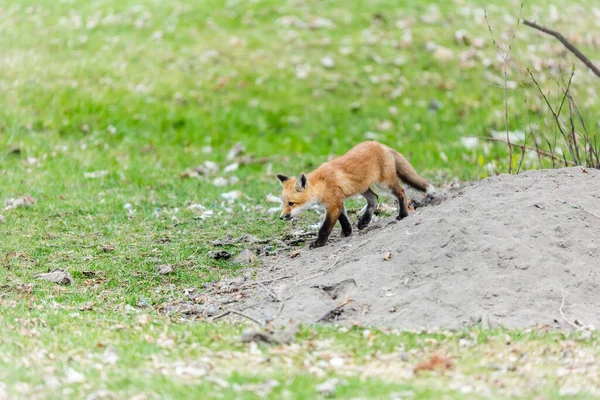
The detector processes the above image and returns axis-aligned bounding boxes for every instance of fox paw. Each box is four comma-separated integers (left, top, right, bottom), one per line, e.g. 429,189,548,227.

341,228,352,237
396,214,408,221
309,241,324,249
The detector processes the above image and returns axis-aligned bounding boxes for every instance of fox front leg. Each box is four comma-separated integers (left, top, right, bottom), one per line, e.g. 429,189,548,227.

338,207,352,237
310,206,342,249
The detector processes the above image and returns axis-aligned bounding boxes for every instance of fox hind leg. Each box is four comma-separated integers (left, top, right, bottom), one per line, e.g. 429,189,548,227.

357,188,378,230
388,182,409,220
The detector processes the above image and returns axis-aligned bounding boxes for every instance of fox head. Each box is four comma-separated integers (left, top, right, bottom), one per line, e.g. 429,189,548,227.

276,172,312,220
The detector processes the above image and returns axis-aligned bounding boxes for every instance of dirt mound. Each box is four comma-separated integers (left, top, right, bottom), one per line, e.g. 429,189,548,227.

211,167,600,330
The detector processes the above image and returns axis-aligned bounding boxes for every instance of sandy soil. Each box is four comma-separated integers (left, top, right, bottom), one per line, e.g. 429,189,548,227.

208,167,600,330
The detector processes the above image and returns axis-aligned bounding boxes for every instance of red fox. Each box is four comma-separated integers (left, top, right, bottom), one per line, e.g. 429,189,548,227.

276,141,435,249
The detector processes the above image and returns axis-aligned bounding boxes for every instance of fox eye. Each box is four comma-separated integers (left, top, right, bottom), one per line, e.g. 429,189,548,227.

288,202,295,206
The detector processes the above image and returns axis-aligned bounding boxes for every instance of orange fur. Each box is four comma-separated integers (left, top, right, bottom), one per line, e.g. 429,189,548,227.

277,141,433,248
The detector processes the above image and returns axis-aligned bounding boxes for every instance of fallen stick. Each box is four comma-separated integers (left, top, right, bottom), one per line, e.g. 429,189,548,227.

581,207,600,220
216,275,292,294
295,256,340,286
275,301,285,318
559,289,579,330
258,282,281,302
211,309,264,326
295,271,324,286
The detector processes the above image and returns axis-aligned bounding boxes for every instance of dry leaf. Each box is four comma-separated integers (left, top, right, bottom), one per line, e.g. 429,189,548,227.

79,301,95,311
102,346,120,365
234,249,258,265
84,170,109,179
157,264,175,274
221,190,243,200
321,56,335,68
227,142,246,160
35,268,74,285
383,251,392,261
5,195,36,210
212,177,228,186
414,354,453,374
136,314,151,325
316,378,339,397
224,162,239,173
65,368,85,383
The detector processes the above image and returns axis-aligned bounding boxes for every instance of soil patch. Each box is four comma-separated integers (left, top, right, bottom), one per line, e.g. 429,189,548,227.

208,167,600,329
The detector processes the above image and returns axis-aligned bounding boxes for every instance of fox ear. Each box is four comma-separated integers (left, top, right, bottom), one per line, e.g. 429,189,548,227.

295,172,309,192
276,174,289,186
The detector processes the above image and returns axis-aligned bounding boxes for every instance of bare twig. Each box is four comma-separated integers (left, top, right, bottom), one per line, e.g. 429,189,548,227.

523,19,600,79
485,3,524,173
559,289,580,330
258,282,281,302
526,67,577,166
295,255,340,286
517,96,530,173
561,79,600,168
479,136,576,165
218,155,288,167
295,271,324,286
216,275,292,294
276,301,285,318
524,95,543,169
211,309,264,325
572,205,600,220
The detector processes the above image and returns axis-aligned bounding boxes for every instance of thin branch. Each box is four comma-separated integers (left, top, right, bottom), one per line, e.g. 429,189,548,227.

479,136,576,165
567,93,581,165
523,19,600,79
485,3,524,173
295,255,340,286
526,68,574,161
556,67,574,119
517,96,530,173
524,95,543,169
258,282,281,302
564,84,600,168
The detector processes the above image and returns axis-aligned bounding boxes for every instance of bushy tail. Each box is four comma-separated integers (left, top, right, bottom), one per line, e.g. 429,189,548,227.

393,151,434,194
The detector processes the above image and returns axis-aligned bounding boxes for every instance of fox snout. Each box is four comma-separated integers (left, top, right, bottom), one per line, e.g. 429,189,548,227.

279,213,292,221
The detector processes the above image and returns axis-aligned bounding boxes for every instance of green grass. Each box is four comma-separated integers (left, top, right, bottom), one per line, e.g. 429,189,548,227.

1,0,600,398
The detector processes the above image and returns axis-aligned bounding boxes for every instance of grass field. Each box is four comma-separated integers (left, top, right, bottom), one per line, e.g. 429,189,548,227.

1,0,600,398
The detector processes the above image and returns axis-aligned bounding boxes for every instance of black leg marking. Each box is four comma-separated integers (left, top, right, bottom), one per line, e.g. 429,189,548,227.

310,209,341,249
389,183,409,220
339,212,352,237
358,189,378,229
397,199,409,220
